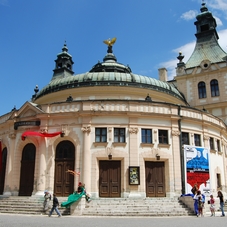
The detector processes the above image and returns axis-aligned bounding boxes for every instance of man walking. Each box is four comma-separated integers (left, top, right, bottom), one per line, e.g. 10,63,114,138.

49,193,62,217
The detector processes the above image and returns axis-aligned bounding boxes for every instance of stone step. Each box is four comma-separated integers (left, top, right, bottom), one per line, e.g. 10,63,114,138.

0,196,196,216
0,196,70,216
81,198,195,216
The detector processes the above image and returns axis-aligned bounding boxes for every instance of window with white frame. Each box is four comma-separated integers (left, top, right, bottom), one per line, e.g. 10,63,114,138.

194,134,201,146
217,139,221,152
182,132,189,145
95,128,107,142
209,137,214,150
158,130,168,144
114,128,125,143
141,129,152,143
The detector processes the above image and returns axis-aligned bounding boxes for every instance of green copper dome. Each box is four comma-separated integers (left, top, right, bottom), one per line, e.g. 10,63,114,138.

35,43,186,103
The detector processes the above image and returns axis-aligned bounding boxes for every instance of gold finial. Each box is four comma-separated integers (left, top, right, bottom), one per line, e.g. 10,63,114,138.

103,37,117,53
103,37,117,47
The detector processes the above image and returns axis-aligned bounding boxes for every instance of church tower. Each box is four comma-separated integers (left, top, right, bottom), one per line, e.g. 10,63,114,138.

175,2,227,124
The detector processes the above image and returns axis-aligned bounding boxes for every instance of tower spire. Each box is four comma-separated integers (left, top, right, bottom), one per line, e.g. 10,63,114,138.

52,42,74,80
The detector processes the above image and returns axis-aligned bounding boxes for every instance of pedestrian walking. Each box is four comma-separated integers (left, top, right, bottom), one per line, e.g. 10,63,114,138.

43,190,51,212
209,195,215,217
49,193,61,217
196,191,204,217
217,190,225,217
192,183,199,215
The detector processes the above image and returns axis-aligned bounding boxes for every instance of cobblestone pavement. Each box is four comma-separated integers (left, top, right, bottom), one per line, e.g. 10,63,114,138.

0,213,226,227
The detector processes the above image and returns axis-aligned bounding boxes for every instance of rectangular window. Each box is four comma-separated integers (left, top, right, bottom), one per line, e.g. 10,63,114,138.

182,132,189,145
194,134,201,146
209,137,214,150
114,128,125,143
217,139,221,152
95,128,107,142
158,130,168,144
141,129,152,143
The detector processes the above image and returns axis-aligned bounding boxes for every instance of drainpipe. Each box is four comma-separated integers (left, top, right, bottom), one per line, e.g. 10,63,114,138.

178,105,185,194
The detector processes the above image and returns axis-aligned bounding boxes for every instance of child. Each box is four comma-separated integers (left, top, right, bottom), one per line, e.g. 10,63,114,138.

209,195,215,217
197,190,204,217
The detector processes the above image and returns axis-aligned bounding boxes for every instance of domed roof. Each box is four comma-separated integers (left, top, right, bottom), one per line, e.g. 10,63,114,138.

35,42,186,103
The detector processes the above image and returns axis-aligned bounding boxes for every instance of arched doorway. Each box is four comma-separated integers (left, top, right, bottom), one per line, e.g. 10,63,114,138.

54,141,75,197
19,143,36,196
0,148,7,194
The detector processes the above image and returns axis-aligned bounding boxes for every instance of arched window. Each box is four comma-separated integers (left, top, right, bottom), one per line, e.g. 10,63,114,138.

198,81,206,99
210,79,219,97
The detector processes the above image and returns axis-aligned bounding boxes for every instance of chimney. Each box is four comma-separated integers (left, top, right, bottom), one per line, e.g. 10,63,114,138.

158,68,168,82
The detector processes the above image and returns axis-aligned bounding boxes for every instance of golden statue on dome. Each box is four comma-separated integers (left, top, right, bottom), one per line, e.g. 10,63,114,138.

103,37,117,53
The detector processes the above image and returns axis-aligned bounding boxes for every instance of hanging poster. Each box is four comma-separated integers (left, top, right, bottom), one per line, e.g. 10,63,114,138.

184,145,210,194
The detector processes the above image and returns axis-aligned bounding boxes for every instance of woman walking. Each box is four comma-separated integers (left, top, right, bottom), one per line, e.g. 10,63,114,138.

217,191,225,217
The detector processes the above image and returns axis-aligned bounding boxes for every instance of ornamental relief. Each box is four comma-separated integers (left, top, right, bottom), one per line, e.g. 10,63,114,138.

81,126,91,133
128,127,138,134
203,135,210,140
221,138,227,146
40,128,48,133
9,133,16,139
171,130,180,136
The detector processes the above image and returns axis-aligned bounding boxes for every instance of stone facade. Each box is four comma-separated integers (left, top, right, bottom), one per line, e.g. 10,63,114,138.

0,3,227,199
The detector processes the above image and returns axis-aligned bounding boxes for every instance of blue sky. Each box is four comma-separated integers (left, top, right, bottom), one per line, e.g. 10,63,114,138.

1,0,227,116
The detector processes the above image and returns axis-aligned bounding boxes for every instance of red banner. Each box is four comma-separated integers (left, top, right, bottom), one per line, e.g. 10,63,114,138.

21,131,62,140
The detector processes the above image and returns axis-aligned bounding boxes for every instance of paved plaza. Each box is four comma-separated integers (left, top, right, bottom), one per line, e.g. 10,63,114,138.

0,213,226,227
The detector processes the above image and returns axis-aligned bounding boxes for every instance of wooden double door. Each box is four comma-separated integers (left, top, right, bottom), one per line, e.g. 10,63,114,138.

99,160,121,197
0,148,7,194
19,144,36,196
54,141,75,197
145,161,165,197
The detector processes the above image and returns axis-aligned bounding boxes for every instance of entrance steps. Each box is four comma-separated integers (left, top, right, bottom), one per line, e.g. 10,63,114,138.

0,196,196,216
0,196,70,216
82,197,195,216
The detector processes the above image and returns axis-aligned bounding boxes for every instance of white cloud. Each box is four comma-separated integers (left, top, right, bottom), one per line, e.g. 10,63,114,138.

217,29,227,51
207,0,227,11
206,0,227,18
181,10,198,21
161,41,195,80
214,16,223,27
161,29,227,80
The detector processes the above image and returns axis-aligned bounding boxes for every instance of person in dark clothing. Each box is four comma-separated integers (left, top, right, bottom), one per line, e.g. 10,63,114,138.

77,182,84,194
192,183,199,215
49,193,61,217
217,190,225,217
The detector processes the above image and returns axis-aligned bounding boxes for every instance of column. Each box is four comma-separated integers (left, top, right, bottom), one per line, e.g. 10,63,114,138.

128,127,139,166
81,125,91,192
171,130,182,196
128,127,140,198
4,134,16,195
35,138,46,196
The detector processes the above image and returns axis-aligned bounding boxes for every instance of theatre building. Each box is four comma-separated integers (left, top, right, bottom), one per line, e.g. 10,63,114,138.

0,2,227,199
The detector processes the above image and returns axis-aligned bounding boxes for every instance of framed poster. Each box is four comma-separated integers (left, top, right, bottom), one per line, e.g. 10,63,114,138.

184,145,210,194
129,166,140,185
